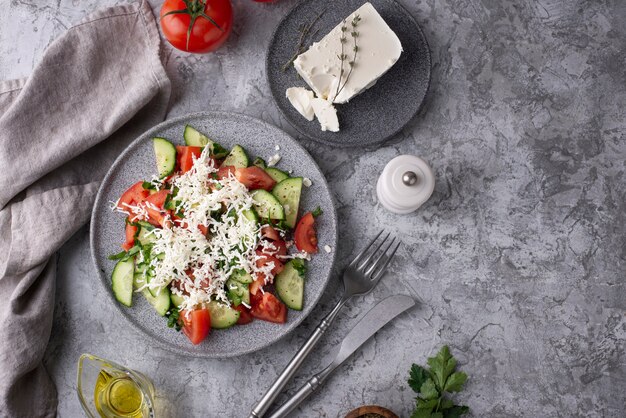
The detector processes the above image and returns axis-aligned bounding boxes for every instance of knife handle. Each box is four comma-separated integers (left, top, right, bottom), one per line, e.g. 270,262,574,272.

248,296,349,418
267,366,332,418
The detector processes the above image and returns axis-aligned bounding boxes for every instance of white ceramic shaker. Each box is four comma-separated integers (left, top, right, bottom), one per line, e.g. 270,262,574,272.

376,155,435,214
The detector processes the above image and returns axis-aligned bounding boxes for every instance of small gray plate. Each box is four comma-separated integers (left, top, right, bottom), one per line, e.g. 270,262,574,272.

267,0,431,147
90,112,337,358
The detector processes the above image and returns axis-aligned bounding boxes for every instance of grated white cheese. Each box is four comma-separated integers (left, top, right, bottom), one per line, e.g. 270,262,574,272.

324,245,332,253
142,147,275,312
303,178,312,187
274,145,280,151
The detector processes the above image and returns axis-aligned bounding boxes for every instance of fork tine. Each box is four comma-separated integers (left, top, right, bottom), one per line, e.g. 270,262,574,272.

356,231,391,271
364,237,396,277
349,230,384,267
370,241,401,282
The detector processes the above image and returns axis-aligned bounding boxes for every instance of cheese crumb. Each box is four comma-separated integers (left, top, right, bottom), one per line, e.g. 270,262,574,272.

324,245,332,253
267,154,281,167
275,144,280,151
303,178,312,187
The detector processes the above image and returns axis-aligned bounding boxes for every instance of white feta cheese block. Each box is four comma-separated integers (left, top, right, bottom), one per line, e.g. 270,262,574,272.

286,87,315,121
310,98,340,132
293,2,402,104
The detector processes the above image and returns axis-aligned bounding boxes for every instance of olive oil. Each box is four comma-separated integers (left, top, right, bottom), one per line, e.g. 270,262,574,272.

77,354,155,418
94,369,147,418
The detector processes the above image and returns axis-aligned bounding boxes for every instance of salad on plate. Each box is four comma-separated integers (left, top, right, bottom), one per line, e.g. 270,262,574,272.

108,125,322,345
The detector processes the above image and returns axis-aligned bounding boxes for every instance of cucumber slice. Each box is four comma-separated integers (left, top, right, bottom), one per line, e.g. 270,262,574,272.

112,258,135,307
265,167,289,183
252,190,285,220
275,260,305,310
241,208,259,224
253,157,266,168
133,273,146,290
222,145,249,168
231,269,254,284
183,125,210,146
135,221,156,246
226,279,250,306
170,293,185,308
272,177,303,228
207,300,240,329
141,287,171,316
183,125,228,158
153,138,177,178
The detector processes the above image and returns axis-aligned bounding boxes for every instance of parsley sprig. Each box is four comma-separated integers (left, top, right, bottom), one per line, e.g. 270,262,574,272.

408,346,469,418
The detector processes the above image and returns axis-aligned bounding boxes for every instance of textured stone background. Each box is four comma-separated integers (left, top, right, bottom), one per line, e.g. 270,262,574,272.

1,0,625,417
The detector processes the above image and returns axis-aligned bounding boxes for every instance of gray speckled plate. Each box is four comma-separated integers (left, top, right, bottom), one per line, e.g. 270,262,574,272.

267,0,431,147
90,112,337,358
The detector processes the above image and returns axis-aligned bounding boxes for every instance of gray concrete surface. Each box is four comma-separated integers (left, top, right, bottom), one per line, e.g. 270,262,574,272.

1,0,625,417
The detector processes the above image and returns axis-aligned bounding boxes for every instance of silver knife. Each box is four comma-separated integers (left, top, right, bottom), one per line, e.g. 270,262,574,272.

267,294,415,418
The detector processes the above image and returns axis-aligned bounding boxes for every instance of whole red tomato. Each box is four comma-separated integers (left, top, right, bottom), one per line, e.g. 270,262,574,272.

160,0,233,53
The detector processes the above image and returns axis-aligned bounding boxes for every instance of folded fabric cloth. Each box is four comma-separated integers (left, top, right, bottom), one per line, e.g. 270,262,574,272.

0,1,171,416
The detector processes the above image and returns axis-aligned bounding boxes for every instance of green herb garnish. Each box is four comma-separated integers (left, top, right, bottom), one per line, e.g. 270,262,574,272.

292,259,307,276
142,181,156,190
282,8,326,72
334,15,361,100
311,206,323,217
408,346,469,418
165,307,182,331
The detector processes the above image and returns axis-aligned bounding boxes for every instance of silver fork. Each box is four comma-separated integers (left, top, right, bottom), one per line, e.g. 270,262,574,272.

248,231,401,418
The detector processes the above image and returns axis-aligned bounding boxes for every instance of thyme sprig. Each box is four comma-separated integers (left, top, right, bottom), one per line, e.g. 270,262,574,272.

334,15,361,101
282,9,327,72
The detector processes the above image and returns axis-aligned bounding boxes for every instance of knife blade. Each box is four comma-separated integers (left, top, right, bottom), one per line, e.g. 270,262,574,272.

268,294,415,418
327,293,415,368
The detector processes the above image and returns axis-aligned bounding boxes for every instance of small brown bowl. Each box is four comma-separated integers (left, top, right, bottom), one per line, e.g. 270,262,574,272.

345,405,399,418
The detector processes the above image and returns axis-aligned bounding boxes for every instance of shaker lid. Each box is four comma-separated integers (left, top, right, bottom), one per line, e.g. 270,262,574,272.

376,155,435,214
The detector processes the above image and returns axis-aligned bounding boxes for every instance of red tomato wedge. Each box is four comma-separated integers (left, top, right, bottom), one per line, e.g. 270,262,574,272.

144,189,171,227
270,239,288,257
122,221,138,250
235,166,277,191
294,212,318,253
181,308,211,345
251,292,287,324
146,189,170,208
234,305,253,325
255,250,284,276
249,274,266,296
176,146,203,174
217,165,236,180
261,226,281,241
117,181,149,211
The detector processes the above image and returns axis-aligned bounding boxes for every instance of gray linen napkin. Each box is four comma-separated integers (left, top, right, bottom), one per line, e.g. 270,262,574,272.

0,1,171,416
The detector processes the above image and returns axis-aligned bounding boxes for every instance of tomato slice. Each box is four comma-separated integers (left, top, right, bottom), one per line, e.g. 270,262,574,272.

251,292,287,324
234,305,253,325
217,165,236,180
181,308,211,345
249,274,266,296
255,250,284,276
235,166,277,191
144,189,171,227
271,239,288,257
261,226,281,241
176,145,203,174
117,181,149,211
122,220,137,250
145,189,170,208
294,212,318,253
